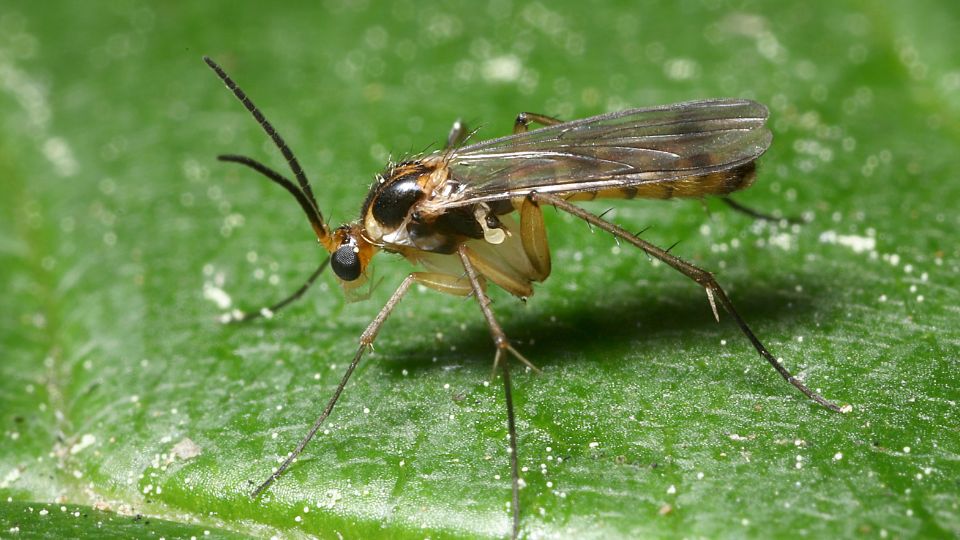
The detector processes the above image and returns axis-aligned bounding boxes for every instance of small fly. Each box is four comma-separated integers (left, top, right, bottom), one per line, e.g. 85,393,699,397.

203,57,847,538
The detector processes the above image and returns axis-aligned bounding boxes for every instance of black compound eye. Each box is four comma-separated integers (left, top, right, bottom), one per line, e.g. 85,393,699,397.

331,245,362,281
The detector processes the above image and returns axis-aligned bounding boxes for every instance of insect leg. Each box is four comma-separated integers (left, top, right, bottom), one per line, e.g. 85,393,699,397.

223,257,330,323
251,273,419,497
721,197,803,225
412,271,473,296
530,192,846,413
513,112,563,134
519,197,551,281
457,245,528,539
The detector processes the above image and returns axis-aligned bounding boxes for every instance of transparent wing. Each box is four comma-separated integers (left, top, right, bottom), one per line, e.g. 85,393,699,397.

432,99,771,209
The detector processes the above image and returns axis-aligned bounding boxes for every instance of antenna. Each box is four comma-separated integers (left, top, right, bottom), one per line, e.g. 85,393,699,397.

203,56,328,237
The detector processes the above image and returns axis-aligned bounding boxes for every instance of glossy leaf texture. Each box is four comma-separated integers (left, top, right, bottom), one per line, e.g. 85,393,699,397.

1,1,958,538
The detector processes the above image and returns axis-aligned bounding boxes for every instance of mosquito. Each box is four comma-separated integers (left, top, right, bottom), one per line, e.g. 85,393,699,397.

203,56,846,538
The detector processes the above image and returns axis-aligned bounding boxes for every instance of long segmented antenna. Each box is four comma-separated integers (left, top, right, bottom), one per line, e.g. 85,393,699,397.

203,56,329,238
217,154,328,241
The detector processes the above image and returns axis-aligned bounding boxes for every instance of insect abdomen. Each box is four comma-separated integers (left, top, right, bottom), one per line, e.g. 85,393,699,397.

568,162,757,201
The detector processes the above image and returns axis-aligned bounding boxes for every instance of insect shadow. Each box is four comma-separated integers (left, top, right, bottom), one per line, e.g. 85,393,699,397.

382,270,832,385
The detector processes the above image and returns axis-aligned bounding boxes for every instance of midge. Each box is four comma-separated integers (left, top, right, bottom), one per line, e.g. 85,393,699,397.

203,57,846,537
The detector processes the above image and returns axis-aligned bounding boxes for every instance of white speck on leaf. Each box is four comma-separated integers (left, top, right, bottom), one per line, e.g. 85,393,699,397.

69,434,96,455
203,284,232,309
818,230,876,253
171,438,201,460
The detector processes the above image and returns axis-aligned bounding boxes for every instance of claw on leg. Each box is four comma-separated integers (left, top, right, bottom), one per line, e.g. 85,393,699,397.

507,344,540,373
705,287,720,323
491,348,504,380
490,345,541,380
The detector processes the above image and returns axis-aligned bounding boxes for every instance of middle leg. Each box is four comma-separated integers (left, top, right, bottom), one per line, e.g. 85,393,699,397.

457,245,532,539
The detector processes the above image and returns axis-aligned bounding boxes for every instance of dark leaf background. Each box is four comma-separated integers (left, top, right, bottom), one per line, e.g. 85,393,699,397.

1,1,957,538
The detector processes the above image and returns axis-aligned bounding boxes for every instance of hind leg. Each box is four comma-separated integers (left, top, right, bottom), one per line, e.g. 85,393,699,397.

530,191,847,413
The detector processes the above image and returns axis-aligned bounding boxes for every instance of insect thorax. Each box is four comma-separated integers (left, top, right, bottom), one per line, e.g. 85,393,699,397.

361,158,512,254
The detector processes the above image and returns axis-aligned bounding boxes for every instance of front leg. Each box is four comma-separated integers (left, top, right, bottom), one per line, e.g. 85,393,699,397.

250,271,472,498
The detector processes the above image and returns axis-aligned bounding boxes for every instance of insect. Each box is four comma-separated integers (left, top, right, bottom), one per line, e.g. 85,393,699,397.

203,56,846,538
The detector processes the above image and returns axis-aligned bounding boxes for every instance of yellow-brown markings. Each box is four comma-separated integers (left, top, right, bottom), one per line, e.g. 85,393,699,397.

568,162,757,201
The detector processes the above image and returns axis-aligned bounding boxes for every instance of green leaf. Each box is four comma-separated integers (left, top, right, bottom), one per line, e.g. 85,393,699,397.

0,502,251,539
2,1,957,538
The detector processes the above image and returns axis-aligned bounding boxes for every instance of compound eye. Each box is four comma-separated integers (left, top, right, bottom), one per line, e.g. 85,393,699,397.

331,244,362,281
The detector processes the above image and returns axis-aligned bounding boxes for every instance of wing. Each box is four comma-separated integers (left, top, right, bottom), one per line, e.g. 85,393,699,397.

431,99,771,209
